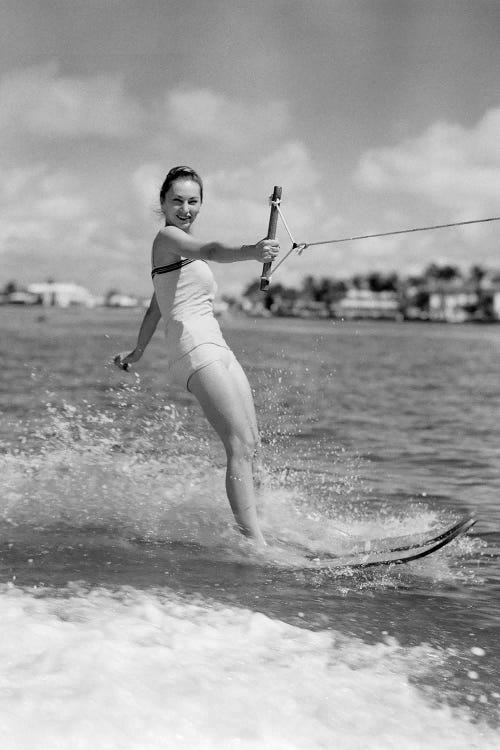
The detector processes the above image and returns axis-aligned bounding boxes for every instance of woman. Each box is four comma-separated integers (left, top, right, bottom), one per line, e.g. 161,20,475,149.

115,166,279,546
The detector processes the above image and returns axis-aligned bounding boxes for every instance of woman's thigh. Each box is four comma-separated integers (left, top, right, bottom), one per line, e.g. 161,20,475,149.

188,359,255,451
226,355,259,441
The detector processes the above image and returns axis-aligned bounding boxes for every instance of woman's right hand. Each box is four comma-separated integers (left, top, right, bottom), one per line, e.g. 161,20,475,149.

251,238,280,263
113,349,142,371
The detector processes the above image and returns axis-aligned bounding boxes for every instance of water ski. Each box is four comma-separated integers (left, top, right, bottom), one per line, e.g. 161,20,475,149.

304,515,476,570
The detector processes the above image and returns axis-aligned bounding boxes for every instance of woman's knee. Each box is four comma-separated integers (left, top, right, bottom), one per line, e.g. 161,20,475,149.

225,429,257,462
189,360,259,459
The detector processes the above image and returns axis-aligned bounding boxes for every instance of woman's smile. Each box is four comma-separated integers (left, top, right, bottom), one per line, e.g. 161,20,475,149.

161,178,202,231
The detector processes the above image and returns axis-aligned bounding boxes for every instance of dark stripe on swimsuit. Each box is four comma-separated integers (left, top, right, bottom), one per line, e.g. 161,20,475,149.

151,259,195,278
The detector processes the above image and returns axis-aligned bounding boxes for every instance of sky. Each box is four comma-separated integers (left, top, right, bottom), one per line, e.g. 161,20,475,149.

1,0,500,297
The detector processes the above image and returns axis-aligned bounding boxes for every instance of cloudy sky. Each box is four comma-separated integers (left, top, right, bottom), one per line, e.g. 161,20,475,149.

2,0,500,296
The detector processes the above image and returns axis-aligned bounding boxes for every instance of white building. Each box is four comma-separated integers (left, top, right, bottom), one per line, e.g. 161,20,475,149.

336,289,401,320
428,289,477,323
494,290,500,319
27,282,96,308
105,292,140,308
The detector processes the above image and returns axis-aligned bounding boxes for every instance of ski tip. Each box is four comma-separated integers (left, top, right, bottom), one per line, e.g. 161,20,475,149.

460,515,477,533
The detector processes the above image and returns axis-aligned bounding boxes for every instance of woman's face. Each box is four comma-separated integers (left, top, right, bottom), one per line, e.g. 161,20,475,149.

161,178,202,232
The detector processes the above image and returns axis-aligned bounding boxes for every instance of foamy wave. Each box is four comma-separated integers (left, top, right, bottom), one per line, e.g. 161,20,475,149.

0,584,497,750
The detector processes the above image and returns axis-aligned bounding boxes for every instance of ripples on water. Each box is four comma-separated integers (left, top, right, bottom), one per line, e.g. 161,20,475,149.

1,308,499,748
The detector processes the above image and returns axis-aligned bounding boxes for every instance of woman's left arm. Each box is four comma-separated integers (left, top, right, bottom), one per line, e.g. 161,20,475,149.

114,293,161,370
153,227,279,265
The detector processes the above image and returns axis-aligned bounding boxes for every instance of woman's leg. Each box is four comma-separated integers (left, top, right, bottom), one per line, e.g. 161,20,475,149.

226,356,259,443
188,359,265,544
225,356,267,486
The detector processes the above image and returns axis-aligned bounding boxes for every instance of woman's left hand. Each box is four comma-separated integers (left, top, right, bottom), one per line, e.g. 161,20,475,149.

253,238,280,262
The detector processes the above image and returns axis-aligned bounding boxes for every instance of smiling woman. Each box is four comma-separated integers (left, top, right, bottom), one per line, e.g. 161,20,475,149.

159,165,204,228
114,166,279,545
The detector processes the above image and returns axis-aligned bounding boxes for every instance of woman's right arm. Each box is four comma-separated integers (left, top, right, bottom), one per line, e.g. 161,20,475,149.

153,226,279,265
114,293,161,370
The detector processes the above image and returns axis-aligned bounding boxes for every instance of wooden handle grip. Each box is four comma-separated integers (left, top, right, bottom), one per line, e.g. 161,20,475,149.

260,185,282,291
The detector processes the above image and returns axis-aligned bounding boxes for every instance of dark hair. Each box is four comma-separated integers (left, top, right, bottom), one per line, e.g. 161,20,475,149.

159,166,203,204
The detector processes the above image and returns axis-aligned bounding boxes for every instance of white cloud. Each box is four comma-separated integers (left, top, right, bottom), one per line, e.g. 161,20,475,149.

0,161,148,293
198,141,322,239
131,163,166,220
164,88,290,150
355,107,500,216
0,164,89,248
0,61,145,138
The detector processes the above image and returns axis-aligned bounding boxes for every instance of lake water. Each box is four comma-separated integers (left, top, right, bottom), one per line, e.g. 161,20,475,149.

1,307,499,749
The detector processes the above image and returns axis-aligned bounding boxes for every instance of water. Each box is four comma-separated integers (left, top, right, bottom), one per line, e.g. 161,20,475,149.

1,307,499,749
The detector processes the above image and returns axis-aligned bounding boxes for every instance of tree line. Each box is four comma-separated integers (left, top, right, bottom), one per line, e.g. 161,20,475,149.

238,262,498,320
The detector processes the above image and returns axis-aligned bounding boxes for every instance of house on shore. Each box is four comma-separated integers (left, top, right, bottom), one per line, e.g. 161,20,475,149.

27,282,96,307
334,289,402,320
427,275,500,323
428,286,477,323
105,292,140,308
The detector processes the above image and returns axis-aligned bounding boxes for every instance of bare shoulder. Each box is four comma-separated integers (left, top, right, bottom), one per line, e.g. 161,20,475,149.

154,225,207,262
152,227,183,265
154,226,184,250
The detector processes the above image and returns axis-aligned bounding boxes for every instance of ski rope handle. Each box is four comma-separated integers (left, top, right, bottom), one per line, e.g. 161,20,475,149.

259,185,282,291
